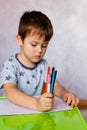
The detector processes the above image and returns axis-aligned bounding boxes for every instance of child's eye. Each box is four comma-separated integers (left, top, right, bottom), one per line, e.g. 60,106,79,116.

31,44,37,47
41,45,47,48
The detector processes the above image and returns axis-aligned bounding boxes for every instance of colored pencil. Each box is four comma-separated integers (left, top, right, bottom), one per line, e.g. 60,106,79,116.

46,66,51,92
50,69,57,94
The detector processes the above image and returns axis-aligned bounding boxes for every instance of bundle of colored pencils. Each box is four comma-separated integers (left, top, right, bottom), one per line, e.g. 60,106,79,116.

46,66,57,94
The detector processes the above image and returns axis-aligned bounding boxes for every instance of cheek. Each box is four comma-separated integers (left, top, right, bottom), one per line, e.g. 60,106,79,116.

42,48,47,55
23,45,32,55
24,45,32,52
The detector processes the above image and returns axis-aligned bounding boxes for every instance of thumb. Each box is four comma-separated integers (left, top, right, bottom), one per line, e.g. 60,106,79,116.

43,92,53,98
63,95,68,102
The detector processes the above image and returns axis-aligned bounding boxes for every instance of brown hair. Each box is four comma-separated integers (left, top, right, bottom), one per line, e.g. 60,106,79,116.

18,11,53,41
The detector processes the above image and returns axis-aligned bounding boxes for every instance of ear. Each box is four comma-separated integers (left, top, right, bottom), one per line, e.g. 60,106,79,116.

16,35,23,46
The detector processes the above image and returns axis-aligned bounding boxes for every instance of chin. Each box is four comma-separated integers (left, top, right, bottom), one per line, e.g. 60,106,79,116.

33,59,41,64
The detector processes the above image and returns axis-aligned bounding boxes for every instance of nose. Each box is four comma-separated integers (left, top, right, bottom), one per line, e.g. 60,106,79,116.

37,45,42,53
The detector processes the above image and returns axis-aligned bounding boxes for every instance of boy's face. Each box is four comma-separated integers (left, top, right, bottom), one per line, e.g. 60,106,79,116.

17,34,49,67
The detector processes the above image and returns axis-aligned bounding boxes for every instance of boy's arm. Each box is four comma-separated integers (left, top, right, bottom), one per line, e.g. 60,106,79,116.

4,83,54,111
53,80,79,107
53,81,68,98
4,83,39,110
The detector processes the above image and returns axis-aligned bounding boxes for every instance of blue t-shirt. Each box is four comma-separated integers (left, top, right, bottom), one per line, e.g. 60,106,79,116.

0,54,48,97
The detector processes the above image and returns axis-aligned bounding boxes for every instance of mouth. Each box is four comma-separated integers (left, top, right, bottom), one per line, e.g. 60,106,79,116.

34,55,41,59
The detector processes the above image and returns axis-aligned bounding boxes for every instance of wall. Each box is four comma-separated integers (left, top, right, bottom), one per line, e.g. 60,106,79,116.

0,0,87,99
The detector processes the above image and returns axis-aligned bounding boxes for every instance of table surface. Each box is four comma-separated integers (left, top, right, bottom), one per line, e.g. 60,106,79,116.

0,106,87,130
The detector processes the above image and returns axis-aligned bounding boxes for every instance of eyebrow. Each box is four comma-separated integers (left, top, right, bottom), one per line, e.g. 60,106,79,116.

31,40,48,45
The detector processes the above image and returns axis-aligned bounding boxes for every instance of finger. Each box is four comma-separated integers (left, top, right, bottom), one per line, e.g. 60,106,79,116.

43,96,54,103
75,97,79,106
45,102,54,107
63,96,68,102
66,96,72,106
71,96,79,107
70,98,76,107
43,106,53,111
40,96,54,104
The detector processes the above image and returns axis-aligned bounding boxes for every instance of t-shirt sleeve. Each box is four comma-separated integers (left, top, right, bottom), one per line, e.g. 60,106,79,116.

0,59,17,88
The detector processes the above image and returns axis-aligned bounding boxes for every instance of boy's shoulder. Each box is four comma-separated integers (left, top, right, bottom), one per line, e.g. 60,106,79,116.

3,54,18,67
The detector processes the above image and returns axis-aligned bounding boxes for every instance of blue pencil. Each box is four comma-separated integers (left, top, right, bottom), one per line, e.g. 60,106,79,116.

50,67,55,85
50,67,55,93
50,70,57,94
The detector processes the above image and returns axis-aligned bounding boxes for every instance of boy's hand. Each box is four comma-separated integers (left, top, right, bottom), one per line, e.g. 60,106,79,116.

63,93,79,107
37,93,54,112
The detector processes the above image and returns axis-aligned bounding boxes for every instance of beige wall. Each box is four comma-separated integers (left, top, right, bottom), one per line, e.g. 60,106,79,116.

0,0,87,99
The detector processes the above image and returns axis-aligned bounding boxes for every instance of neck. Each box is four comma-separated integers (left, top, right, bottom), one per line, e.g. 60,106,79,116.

17,53,36,68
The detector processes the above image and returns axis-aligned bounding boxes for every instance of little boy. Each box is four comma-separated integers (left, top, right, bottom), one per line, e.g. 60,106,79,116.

0,11,79,111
